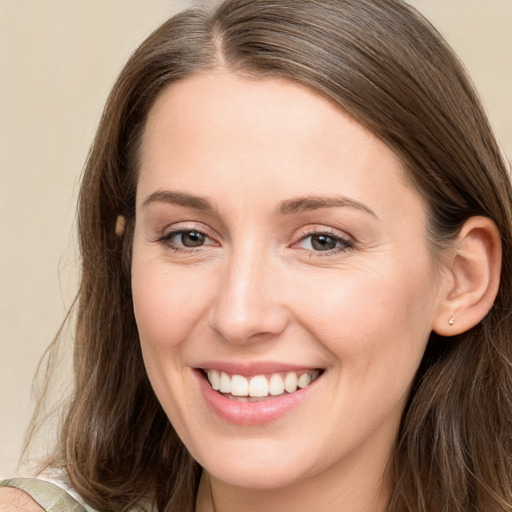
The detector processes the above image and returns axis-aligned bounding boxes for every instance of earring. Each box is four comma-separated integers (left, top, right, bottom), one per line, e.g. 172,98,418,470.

448,316,455,326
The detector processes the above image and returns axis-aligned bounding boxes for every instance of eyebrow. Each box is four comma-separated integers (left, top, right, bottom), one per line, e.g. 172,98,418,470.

279,195,377,217
142,190,377,218
142,190,215,212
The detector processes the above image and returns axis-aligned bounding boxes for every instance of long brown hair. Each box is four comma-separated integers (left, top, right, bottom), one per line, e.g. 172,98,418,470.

31,1,512,510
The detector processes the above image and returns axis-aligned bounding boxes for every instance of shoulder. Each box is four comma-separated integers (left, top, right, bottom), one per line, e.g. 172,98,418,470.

0,487,44,512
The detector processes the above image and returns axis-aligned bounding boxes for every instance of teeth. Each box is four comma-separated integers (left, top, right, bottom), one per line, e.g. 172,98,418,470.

269,374,284,396
206,369,320,398
297,373,311,388
284,372,298,393
231,375,249,396
249,375,269,397
207,370,220,391
219,371,231,393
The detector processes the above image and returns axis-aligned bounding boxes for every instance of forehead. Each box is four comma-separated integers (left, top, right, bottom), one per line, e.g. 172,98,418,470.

143,71,384,154
137,70,419,218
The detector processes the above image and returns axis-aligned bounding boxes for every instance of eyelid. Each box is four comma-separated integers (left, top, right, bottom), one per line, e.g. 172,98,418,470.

291,225,355,254
156,222,220,251
158,221,217,238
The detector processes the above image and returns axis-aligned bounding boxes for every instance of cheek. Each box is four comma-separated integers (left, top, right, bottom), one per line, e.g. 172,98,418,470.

130,253,214,427
131,256,213,354
294,260,435,374
294,266,434,448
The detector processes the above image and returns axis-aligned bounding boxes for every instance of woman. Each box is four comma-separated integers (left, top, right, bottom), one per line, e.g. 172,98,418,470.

1,0,511,511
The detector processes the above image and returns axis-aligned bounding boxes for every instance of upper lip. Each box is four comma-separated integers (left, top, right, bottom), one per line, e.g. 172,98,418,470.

194,361,323,376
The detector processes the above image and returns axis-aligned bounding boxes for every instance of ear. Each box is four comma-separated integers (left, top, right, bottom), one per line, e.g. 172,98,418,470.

115,215,126,237
432,216,502,336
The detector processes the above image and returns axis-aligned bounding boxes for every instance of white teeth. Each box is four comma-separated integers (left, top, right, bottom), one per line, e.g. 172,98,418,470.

206,369,320,398
284,372,298,393
207,370,220,391
249,375,269,397
297,373,311,389
219,371,231,393
269,374,285,396
231,375,249,396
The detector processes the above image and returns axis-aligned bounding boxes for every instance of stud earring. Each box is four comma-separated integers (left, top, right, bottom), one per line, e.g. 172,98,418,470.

448,316,455,326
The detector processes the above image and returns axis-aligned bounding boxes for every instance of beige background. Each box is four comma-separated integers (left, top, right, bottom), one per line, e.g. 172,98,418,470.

1,0,511,477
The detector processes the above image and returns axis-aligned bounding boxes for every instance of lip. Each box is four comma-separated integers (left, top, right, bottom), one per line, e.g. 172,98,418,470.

196,360,320,376
194,365,323,426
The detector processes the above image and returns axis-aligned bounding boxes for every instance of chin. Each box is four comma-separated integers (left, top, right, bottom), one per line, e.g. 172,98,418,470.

207,458,310,490
189,434,328,490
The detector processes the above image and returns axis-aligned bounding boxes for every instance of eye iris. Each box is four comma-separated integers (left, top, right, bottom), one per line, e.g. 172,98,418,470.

311,234,337,251
180,230,205,247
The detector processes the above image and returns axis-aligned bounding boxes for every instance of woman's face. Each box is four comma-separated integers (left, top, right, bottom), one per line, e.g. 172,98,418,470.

132,71,447,492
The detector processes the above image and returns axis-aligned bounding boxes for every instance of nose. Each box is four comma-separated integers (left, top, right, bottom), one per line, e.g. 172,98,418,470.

208,246,289,345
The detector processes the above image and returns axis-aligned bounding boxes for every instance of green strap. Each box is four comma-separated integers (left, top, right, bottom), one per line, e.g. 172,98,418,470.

0,478,88,512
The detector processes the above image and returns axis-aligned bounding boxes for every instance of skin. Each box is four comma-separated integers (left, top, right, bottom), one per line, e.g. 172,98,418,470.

0,489,44,512
131,70,451,512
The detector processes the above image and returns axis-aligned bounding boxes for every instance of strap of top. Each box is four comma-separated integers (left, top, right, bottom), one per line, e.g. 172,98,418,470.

0,478,89,512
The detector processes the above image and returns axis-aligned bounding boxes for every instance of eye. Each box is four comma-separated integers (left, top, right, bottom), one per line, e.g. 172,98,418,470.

174,230,206,247
296,231,354,253
160,229,216,250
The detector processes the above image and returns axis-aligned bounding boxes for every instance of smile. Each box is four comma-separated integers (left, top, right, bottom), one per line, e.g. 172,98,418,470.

205,369,321,401
195,366,325,425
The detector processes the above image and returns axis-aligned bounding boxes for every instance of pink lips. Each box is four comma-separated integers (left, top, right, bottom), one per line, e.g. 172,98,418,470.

196,361,319,376
194,363,322,426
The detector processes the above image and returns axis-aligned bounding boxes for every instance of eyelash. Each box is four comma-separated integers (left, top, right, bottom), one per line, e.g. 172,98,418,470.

293,228,354,256
157,227,354,256
158,228,217,253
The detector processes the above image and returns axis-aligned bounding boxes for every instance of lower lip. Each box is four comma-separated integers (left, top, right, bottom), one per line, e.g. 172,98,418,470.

195,370,321,426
